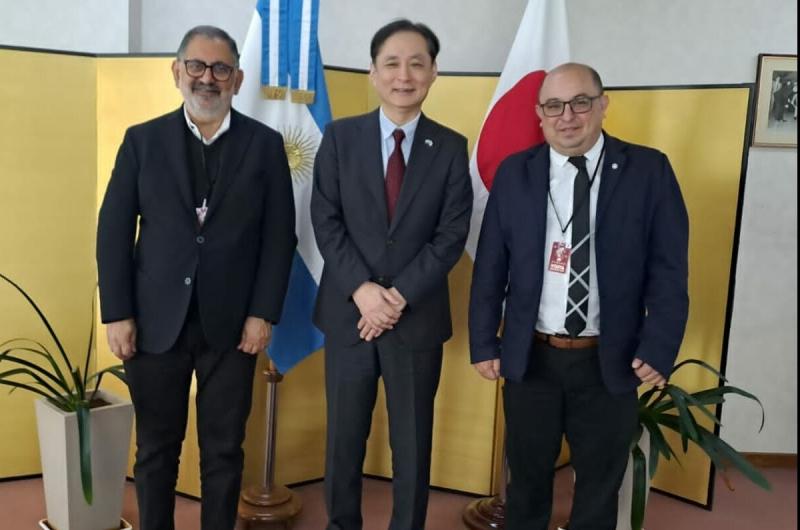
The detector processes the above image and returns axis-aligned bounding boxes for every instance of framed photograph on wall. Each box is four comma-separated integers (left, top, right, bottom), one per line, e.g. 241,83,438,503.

752,54,797,147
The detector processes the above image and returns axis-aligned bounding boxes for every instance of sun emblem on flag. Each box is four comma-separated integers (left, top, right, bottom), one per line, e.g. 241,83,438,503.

281,127,317,183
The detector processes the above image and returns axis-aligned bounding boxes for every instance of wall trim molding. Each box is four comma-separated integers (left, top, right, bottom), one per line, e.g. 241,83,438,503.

743,453,797,468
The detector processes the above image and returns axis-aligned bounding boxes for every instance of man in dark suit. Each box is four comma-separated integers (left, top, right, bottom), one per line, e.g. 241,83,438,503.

311,19,472,530
469,63,689,530
96,26,296,530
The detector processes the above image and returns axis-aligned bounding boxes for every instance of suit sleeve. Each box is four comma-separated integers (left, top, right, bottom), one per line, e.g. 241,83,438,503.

310,123,374,298
391,136,473,306
247,132,297,323
635,153,689,379
96,129,140,323
468,165,510,363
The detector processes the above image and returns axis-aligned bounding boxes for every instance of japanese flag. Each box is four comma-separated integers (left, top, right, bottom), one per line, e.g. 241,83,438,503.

466,0,570,256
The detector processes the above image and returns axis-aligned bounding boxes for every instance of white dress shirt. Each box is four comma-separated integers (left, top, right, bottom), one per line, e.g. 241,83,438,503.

378,107,420,176
183,105,231,145
536,135,605,336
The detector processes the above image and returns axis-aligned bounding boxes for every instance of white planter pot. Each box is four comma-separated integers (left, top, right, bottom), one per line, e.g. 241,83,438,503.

616,429,651,530
35,389,134,530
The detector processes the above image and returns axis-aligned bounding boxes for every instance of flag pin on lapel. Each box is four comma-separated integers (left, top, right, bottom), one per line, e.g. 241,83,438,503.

425,138,433,147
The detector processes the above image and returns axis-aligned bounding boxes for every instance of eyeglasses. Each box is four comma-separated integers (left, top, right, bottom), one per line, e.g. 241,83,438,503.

183,59,235,82
538,95,602,117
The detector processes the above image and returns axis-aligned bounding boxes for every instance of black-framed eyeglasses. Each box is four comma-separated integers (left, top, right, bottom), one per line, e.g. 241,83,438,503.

538,95,602,117
183,59,235,82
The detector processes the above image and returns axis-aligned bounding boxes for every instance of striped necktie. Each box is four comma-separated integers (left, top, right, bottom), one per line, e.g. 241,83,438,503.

565,155,590,337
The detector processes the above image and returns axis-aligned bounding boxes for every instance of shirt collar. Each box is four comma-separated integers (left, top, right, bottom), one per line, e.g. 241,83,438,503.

549,133,605,169
379,107,421,142
183,105,231,146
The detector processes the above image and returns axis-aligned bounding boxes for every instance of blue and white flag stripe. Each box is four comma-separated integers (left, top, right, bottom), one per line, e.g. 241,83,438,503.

259,0,320,96
289,0,319,92
239,1,329,373
258,0,288,89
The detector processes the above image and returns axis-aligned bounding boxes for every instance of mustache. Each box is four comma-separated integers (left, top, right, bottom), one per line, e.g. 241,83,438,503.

191,82,221,94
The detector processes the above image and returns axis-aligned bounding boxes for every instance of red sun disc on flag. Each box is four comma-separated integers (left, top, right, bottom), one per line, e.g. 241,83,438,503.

476,70,547,191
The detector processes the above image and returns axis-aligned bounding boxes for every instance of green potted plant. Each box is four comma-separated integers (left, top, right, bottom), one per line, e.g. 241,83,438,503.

0,272,133,530
624,358,771,530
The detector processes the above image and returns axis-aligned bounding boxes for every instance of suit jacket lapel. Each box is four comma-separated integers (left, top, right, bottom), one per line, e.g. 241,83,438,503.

205,109,254,224
164,107,196,217
596,133,628,227
390,113,437,233
361,110,388,227
526,146,550,248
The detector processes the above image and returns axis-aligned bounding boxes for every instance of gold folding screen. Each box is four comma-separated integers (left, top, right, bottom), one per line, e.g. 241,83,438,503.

0,49,749,508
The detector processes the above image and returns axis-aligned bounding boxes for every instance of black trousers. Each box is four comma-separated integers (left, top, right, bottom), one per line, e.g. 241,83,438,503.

324,338,443,530
124,305,257,530
503,341,638,530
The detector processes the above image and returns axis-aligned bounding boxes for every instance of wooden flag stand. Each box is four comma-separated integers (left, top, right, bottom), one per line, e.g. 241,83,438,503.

463,444,507,529
237,361,302,529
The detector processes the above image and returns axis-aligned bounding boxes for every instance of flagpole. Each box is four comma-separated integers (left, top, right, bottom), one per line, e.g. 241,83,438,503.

237,360,302,529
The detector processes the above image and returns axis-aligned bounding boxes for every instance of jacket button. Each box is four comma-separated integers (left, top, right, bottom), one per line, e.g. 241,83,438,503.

387,239,395,246
196,236,205,244
184,277,192,285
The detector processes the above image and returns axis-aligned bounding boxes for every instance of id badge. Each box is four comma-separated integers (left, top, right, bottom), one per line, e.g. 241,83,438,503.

548,241,571,273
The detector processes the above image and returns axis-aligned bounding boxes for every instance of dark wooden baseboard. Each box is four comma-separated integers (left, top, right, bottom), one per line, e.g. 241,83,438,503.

743,452,797,468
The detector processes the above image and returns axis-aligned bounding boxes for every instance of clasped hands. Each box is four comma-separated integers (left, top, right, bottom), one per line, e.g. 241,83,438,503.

353,281,407,341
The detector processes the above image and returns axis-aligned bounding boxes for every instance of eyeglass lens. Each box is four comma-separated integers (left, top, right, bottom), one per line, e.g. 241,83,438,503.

184,60,233,81
542,96,596,117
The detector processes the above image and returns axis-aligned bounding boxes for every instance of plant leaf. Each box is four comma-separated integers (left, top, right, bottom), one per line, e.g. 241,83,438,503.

694,385,766,432
0,273,74,374
695,424,771,491
0,351,72,395
71,367,85,401
82,290,96,398
672,358,729,383
76,403,93,504
0,367,73,408
0,380,69,408
667,388,698,451
676,387,721,427
639,413,678,476
630,443,647,530
0,339,71,389
86,364,126,402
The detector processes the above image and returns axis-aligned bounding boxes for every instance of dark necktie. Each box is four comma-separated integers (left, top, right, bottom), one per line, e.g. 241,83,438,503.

385,128,406,222
565,155,591,337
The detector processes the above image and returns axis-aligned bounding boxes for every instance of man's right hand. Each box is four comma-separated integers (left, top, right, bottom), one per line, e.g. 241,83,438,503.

106,318,137,361
473,358,501,380
352,281,403,331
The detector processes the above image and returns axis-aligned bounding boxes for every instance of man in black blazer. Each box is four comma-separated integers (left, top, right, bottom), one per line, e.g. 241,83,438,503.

96,26,296,530
469,63,689,530
311,19,472,530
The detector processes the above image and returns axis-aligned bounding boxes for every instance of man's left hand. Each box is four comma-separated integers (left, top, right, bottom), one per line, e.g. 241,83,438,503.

238,317,272,354
357,318,384,341
632,358,666,387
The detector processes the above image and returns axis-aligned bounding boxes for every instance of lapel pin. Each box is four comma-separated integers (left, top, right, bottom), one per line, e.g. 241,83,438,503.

425,138,433,147
611,162,619,170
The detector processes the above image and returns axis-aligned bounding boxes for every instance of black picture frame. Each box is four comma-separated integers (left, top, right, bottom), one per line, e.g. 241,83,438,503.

752,54,797,147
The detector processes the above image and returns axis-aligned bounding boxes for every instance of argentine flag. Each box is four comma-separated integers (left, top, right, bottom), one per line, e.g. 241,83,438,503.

237,0,329,373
